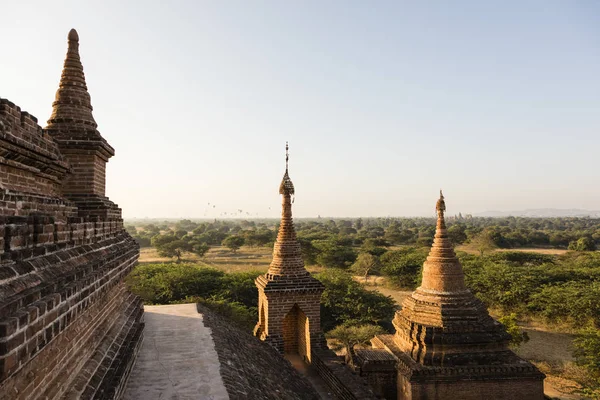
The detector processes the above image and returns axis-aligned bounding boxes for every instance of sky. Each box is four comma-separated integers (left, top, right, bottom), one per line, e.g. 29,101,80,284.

1,1,599,219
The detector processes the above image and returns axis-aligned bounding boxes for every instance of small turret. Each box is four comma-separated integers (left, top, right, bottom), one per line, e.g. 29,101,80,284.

254,143,325,358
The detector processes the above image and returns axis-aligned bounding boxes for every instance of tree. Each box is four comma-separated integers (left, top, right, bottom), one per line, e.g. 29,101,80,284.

222,235,245,253
192,243,210,258
380,248,426,289
151,233,176,248
156,239,190,262
470,230,498,256
317,269,396,331
447,224,467,245
360,240,387,257
355,218,363,231
174,229,188,239
297,237,319,265
569,237,597,252
351,253,380,283
326,324,385,358
313,239,357,269
142,224,161,236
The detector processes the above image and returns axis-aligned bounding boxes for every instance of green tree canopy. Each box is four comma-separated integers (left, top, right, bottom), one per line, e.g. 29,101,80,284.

569,236,597,252
222,235,245,253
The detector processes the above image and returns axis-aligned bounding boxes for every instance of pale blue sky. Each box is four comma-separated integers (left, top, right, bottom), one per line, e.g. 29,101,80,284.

1,1,599,218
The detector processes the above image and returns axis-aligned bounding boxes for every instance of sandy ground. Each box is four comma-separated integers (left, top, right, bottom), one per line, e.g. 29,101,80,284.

139,245,273,272
456,245,569,256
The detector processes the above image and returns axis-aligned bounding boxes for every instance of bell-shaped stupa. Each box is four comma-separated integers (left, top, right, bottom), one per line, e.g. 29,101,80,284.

361,192,545,399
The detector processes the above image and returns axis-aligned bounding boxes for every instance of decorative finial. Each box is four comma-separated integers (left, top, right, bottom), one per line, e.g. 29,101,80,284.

279,141,295,196
436,189,446,218
68,28,79,42
285,141,289,172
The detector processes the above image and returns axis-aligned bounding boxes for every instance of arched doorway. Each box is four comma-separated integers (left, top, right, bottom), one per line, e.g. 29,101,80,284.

283,304,311,361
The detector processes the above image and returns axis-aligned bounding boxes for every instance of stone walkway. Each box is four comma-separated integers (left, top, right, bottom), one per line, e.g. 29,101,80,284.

123,304,229,400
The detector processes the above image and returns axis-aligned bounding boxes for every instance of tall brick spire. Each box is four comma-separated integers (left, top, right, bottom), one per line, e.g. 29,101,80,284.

47,28,99,131
266,143,308,278
254,143,325,358
45,29,120,219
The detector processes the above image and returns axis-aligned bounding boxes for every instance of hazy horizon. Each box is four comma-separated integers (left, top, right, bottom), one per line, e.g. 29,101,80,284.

2,1,599,219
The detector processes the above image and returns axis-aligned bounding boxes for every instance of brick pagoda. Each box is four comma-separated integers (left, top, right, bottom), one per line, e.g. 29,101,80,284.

254,144,325,362
0,29,142,399
358,192,545,399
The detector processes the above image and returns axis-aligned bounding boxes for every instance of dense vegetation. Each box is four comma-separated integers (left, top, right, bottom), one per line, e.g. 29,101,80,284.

128,215,600,254
126,263,397,334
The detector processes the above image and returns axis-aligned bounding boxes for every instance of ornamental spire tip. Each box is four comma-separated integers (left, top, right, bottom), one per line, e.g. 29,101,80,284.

68,28,79,42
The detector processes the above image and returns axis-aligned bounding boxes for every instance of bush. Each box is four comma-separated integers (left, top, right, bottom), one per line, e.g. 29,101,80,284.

498,313,529,348
313,239,357,269
316,269,396,331
326,323,385,356
573,327,600,398
569,237,597,252
528,281,600,326
126,263,261,309
220,271,262,308
380,247,427,289
126,263,226,304
197,298,258,331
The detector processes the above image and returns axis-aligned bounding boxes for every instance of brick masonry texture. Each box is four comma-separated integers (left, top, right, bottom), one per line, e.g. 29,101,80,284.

0,29,142,400
358,192,545,399
199,304,321,400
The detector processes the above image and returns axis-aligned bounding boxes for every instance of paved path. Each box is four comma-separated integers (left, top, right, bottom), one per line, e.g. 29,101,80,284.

123,304,229,400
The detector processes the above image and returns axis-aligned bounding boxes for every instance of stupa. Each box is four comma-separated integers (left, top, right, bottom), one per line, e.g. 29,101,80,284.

358,191,545,399
253,143,325,361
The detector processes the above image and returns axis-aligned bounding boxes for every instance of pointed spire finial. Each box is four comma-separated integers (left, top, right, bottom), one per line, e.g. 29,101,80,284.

436,189,446,220
285,141,289,172
68,28,79,42
279,141,295,196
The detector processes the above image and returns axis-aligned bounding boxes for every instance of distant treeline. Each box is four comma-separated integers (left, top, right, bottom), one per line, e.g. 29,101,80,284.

126,216,600,253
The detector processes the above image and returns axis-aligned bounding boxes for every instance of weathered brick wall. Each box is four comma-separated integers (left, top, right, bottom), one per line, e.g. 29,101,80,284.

59,152,107,197
0,99,70,198
257,289,323,357
400,375,545,400
0,100,142,400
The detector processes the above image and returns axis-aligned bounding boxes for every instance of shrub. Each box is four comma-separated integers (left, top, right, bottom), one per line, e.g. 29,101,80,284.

316,269,396,331
380,247,427,289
